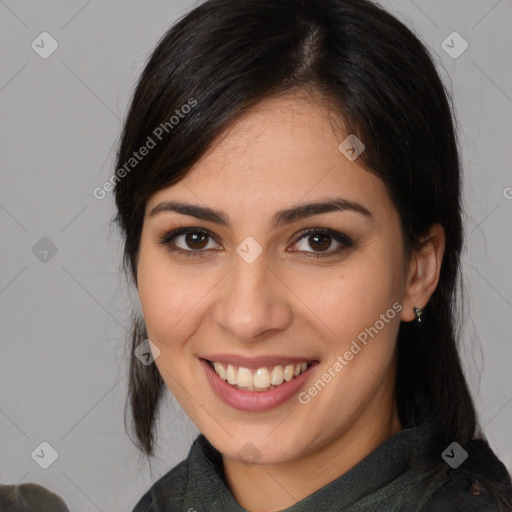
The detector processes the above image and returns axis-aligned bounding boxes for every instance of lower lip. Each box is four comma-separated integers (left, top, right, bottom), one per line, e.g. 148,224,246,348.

200,358,317,412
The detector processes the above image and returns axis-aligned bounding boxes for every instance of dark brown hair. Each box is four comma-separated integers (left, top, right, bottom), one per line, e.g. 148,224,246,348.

113,0,511,507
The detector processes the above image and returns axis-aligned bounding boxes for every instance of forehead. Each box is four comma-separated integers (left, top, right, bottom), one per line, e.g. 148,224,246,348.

191,93,344,175
146,93,392,220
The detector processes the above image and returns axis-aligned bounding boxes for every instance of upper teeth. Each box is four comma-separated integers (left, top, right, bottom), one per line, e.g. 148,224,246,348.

212,362,309,391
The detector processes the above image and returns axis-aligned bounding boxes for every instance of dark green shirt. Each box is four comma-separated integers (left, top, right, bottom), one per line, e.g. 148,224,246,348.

132,423,511,511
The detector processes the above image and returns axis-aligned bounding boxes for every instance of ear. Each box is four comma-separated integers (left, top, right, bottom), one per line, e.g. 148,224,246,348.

400,223,445,322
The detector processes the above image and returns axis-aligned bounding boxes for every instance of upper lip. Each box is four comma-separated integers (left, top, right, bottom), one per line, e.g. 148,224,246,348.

200,354,317,369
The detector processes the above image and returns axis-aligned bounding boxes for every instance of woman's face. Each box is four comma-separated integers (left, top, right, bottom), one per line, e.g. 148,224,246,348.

137,93,411,465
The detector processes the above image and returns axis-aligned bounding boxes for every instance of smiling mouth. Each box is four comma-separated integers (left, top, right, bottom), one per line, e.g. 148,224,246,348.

205,359,315,392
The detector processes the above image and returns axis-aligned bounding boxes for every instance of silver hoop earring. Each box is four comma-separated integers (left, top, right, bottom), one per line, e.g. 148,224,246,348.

413,306,423,324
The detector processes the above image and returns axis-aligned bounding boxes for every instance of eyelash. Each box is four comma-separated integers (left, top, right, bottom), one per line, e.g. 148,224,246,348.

158,227,354,259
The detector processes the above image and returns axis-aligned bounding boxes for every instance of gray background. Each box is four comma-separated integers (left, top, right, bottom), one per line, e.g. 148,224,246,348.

1,0,511,510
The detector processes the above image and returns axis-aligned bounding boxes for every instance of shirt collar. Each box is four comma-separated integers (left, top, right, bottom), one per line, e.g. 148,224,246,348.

185,423,445,511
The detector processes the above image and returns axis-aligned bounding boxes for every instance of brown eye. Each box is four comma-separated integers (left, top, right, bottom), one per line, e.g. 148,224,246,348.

184,231,209,250
291,228,354,258
308,233,332,252
159,228,221,257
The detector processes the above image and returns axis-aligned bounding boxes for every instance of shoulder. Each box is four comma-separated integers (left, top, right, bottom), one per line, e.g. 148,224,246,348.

421,438,512,512
131,455,191,512
131,434,217,512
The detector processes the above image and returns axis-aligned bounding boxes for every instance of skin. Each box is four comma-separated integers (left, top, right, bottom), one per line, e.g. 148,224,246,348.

136,92,445,512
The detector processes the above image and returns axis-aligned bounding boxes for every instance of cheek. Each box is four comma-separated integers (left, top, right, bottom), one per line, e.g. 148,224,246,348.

291,253,403,344
136,244,197,344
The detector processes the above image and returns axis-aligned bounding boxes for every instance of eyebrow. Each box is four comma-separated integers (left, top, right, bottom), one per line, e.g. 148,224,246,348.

148,198,372,228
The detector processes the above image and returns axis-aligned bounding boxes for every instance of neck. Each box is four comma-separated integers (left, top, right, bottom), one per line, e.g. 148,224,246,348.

222,378,402,512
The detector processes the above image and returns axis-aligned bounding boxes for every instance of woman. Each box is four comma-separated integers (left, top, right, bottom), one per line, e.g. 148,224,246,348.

113,0,512,510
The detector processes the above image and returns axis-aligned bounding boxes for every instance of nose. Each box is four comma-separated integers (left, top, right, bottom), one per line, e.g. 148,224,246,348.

212,250,293,342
